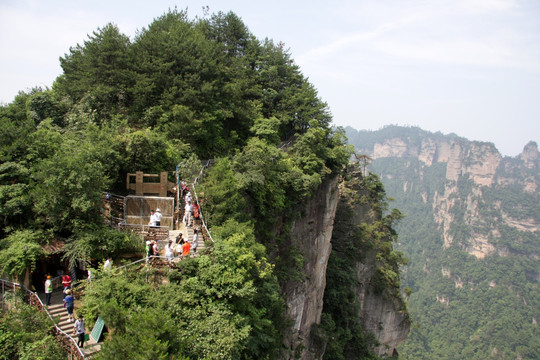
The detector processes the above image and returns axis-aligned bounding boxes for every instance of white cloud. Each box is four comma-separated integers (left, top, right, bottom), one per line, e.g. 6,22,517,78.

297,14,429,69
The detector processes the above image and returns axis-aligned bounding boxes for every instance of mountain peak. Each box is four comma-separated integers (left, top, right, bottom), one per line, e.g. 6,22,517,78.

519,141,539,169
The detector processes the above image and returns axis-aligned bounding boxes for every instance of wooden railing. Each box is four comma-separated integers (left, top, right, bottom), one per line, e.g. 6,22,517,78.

101,192,126,227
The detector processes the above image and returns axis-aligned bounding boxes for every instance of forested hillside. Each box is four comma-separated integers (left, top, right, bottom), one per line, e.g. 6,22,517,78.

346,125,540,359
0,9,408,359
0,8,345,266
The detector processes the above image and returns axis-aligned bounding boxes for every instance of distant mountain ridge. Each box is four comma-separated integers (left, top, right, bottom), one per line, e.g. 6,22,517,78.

347,125,539,258
345,125,540,359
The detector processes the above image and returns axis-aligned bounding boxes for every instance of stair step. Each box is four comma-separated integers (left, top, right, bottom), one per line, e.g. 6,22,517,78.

58,318,74,327
48,307,66,316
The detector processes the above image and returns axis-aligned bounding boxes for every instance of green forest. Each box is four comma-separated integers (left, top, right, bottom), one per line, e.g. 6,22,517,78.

346,126,540,360
0,9,407,359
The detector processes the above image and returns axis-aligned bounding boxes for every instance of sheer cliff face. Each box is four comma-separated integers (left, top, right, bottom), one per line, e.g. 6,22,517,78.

281,169,410,359
363,136,540,259
346,127,540,359
281,176,340,360
372,137,504,186
334,167,410,357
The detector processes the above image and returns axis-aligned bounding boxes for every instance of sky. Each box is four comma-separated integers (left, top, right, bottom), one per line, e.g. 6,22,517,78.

1,0,539,156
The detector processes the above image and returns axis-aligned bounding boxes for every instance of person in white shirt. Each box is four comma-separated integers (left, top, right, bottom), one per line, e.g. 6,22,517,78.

148,210,156,227
44,275,53,305
154,208,163,226
165,240,174,263
184,202,193,227
103,257,112,271
74,314,85,348
192,229,199,254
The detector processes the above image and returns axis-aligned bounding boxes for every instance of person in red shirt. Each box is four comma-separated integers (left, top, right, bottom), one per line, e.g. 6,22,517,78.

62,274,71,297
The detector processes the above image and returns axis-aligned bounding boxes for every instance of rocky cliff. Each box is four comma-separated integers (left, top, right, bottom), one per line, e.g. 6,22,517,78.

333,166,410,357
345,125,540,359
283,169,410,359
281,175,340,359
371,137,503,186
354,127,540,259
281,167,410,359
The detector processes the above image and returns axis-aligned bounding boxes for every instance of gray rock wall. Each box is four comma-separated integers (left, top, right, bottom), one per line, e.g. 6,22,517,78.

281,175,340,360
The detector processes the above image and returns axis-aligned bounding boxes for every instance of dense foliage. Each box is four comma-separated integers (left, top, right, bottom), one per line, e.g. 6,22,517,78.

346,126,540,359
79,220,285,360
0,8,356,359
0,302,65,360
0,8,347,273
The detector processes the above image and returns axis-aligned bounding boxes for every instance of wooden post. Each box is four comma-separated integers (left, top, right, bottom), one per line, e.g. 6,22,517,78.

136,171,143,195
159,172,167,197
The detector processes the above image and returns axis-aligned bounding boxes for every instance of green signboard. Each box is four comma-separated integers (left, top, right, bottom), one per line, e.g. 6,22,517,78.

90,316,105,342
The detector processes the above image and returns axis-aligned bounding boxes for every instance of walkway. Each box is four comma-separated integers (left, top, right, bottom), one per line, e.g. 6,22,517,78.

38,290,101,358
156,220,205,262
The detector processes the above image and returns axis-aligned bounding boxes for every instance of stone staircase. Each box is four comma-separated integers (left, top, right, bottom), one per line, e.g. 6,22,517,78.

165,221,205,260
42,291,101,358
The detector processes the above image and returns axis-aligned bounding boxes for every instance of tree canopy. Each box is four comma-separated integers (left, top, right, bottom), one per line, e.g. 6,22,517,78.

0,8,362,360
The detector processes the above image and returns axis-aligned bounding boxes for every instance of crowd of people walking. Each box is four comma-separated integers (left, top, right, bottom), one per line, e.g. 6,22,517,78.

42,272,86,349
144,184,202,263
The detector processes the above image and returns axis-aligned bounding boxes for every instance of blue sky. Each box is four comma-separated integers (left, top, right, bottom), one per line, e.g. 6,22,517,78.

1,0,539,156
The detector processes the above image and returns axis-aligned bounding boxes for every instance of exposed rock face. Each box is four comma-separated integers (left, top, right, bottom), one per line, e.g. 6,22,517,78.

371,137,502,186
281,175,340,360
520,141,540,170
357,130,540,259
333,167,410,357
355,252,411,355
281,168,410,359
445,142,464,182
373,138,409,159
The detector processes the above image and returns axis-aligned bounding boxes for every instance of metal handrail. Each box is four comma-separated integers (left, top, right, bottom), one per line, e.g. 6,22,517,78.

191,160,215,243
0,279,86,359
114,256,179,272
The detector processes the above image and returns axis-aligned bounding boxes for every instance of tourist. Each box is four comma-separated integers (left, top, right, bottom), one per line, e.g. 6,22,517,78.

146,240,152,260
148,210,156,227
185,191,192,204
103,257,112,271
192,229,199,254
74,314,85,348
64,289,75,322
182,240,191,258
165,240,174,263
174,238,184,257
152,240,159,257
62,274,71,296
184,201,193,227
193,203,200,221
155,208,162,227
175,233,182,243
44,275,53,306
